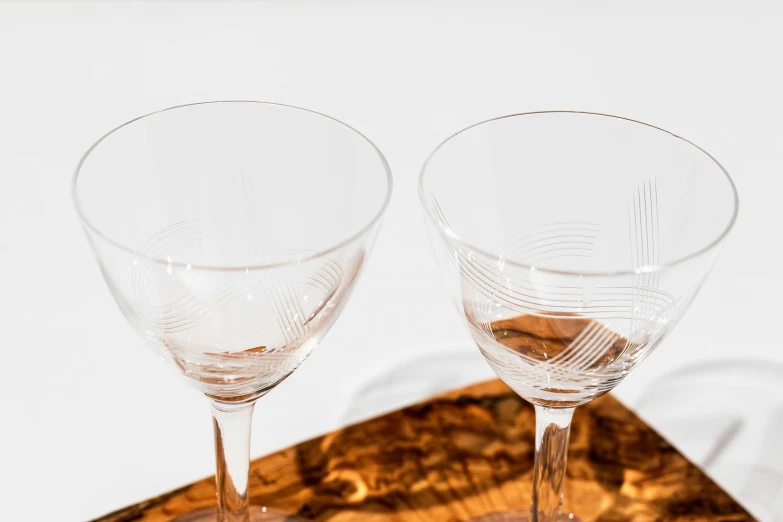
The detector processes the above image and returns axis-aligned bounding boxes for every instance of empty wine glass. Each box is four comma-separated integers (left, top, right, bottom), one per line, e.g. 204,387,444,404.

73,101,392,522
419,111,738,522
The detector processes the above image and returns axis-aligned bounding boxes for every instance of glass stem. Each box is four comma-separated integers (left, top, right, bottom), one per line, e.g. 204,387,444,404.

211,401,255,522
531,405,575,522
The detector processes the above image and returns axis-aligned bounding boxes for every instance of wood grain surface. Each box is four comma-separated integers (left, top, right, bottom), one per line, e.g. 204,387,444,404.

93,380,754,522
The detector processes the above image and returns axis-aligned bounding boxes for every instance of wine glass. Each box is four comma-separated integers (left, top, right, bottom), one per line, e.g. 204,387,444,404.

418,111,738,522
73,101,392,522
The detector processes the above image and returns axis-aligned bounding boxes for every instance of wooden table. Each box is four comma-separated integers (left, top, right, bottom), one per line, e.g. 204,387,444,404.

93,380,754,521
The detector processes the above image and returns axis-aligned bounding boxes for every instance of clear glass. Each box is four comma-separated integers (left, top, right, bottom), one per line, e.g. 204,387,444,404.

73,101,392,522
419,111,738,522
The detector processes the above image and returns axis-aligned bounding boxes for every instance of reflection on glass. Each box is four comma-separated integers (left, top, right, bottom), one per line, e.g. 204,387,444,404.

419,111,738,521
74,101,392,522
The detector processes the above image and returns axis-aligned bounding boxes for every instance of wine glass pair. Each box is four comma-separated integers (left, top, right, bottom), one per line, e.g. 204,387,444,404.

74,103,737,522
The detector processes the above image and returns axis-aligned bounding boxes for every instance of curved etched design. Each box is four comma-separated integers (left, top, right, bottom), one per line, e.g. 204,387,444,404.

130,222,343,337
431,181,684,405
74,101,392,522
124,220,347,399
431,197,674,318
419,111,737,522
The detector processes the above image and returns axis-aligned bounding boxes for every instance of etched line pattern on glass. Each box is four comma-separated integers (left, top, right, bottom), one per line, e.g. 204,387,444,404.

127,219,345,400
74,101,392,522
430,198,674,319
130,221,343,337
420,110,737,522
431,183,675,405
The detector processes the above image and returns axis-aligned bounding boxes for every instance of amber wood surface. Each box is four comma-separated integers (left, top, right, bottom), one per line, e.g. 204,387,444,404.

93,380,754,522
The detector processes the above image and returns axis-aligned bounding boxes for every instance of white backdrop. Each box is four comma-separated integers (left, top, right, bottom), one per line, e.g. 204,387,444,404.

0,1,781,521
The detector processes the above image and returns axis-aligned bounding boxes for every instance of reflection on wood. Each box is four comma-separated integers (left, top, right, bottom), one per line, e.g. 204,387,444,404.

488,314,627,366
93,380,755,522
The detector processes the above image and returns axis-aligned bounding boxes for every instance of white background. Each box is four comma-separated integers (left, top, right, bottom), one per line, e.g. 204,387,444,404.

0,1,781,521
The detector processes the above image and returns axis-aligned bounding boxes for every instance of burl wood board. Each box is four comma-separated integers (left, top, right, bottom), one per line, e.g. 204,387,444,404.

93,380,754,522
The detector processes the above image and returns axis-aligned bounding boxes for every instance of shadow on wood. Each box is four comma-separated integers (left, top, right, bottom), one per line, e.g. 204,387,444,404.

93,380,754,522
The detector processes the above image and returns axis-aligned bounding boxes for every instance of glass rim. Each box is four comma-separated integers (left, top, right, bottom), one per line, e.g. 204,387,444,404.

72,100,394,272
418,110,739,278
